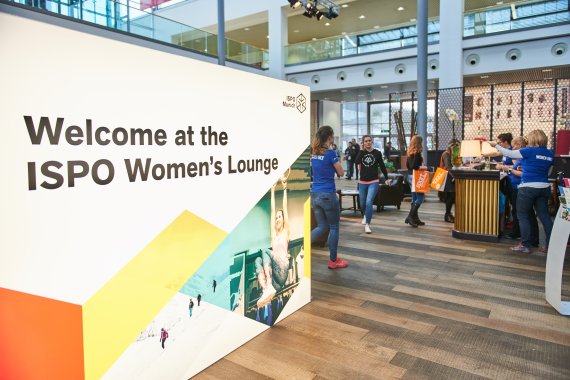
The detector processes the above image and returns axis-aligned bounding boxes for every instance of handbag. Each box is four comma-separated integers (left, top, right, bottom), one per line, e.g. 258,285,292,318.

412,169,431,193
431,167,448,191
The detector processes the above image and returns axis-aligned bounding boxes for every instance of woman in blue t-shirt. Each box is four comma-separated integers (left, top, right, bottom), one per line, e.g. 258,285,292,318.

310,126,348,269
490,130,554,253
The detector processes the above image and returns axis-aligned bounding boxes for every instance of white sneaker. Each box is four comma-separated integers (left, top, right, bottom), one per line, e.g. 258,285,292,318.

364,224,372,234
256,284,276,308
362,216,366,225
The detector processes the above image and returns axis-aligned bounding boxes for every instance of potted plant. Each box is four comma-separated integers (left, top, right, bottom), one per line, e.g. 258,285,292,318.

384,159,396,173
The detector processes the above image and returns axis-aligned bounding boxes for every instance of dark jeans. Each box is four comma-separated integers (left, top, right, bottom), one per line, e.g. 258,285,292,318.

516,186,553,248
347,159,358,178
507,187,520,237
311,192,340,261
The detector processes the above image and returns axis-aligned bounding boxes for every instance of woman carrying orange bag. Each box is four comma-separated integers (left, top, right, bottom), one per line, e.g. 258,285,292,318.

405,135,426,227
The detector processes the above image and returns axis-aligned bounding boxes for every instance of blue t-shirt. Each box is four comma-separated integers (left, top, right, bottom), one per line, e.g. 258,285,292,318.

509,159,522,189
502,147,513,166
519,146,554,184
311,149,338,193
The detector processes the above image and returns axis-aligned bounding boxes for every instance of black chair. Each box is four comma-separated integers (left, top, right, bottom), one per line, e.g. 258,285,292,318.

375,174,404,211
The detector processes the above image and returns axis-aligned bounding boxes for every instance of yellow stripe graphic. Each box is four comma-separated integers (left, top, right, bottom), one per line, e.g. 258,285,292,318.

82,211,227,380
304,198,311,279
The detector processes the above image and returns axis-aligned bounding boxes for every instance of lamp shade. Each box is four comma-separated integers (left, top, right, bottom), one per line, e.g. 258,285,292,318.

460,140,481,157
481,141,499,155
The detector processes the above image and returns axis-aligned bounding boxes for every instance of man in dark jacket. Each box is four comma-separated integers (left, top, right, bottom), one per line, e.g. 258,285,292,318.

347,138,360,179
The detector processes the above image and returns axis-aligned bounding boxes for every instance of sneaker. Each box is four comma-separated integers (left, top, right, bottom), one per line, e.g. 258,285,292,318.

256,284,276,308
364,224,372,234
361,217,366,225
328,258,349,269
510,243,530,253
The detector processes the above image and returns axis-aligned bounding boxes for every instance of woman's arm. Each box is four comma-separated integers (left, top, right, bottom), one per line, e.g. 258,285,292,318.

490,142,523,159
281,178,290,240
270,183,276,241
355,150,363,164
377,151,389,179
334,161,344,177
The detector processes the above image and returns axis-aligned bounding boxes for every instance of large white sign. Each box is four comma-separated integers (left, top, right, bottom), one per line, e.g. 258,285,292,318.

0,10,310,380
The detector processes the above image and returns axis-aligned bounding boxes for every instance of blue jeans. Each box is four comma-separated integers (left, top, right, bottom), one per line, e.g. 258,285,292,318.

359,182,379,224
311,192,340,262
516,186,553,248
408,175,425,205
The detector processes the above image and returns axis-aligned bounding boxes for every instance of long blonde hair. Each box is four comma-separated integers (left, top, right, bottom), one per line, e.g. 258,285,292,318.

407,135,423,156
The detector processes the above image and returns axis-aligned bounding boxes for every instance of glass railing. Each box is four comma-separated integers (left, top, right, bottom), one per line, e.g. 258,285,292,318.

5,0,269,69
464,0,569,36
285,0,569,65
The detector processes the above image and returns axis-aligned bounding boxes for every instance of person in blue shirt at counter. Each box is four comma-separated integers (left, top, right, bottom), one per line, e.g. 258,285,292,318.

489,130,554,254
492,136,528,240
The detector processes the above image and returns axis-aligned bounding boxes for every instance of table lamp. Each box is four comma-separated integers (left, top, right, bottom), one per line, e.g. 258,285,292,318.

460,140,481,167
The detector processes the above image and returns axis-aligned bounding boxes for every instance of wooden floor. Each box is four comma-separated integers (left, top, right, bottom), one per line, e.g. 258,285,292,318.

196,180,570,380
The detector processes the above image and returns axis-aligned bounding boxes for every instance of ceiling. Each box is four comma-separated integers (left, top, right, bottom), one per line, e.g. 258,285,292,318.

224,0,523,50
220,1,568,104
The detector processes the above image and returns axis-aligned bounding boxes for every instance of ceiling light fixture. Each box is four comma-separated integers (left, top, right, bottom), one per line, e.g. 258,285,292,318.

359,15,365,19
397,6,404,11
480,75,489,78
542,69,552,72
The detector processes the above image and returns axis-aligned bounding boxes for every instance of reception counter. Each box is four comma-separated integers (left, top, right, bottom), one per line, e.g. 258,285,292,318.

451,169,505,242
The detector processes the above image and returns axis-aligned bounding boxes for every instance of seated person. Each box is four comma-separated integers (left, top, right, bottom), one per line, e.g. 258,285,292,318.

255,177,291,307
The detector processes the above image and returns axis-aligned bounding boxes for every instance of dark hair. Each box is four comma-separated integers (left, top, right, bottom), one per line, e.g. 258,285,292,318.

497,133,513,144
311,126,334,155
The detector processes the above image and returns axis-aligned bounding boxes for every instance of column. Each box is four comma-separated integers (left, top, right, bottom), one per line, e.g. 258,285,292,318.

268,2,287,79
439,0,464,89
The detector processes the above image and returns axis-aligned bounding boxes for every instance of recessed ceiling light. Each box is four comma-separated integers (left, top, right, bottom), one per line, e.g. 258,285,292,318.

380,85,388,88
397,6,405,11
374,25,380,29
342,32,347,35
341,89,348,92
358,94,365,97
266,35,270,39
359,15,365,19
293,29,300,33
325,22,330,26
312,37,317,41
542,69,553,72
244,27,250,31
323,97,329,100
410,18,416,22
496,1,504,4
341,4,348,8
480,75,489,79
545,77,553,80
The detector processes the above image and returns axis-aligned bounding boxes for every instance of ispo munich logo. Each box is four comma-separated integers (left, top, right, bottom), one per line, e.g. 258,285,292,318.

283,93,306,113
296,94,306,113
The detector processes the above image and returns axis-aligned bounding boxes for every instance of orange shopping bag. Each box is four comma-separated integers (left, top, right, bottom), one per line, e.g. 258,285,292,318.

412,169,431,193
430,167,448,191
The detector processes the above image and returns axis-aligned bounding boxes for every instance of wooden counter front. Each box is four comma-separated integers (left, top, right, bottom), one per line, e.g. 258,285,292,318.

451,169,504,242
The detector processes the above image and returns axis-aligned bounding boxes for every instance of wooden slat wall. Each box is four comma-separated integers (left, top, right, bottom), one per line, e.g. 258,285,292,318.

196,185,570,380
